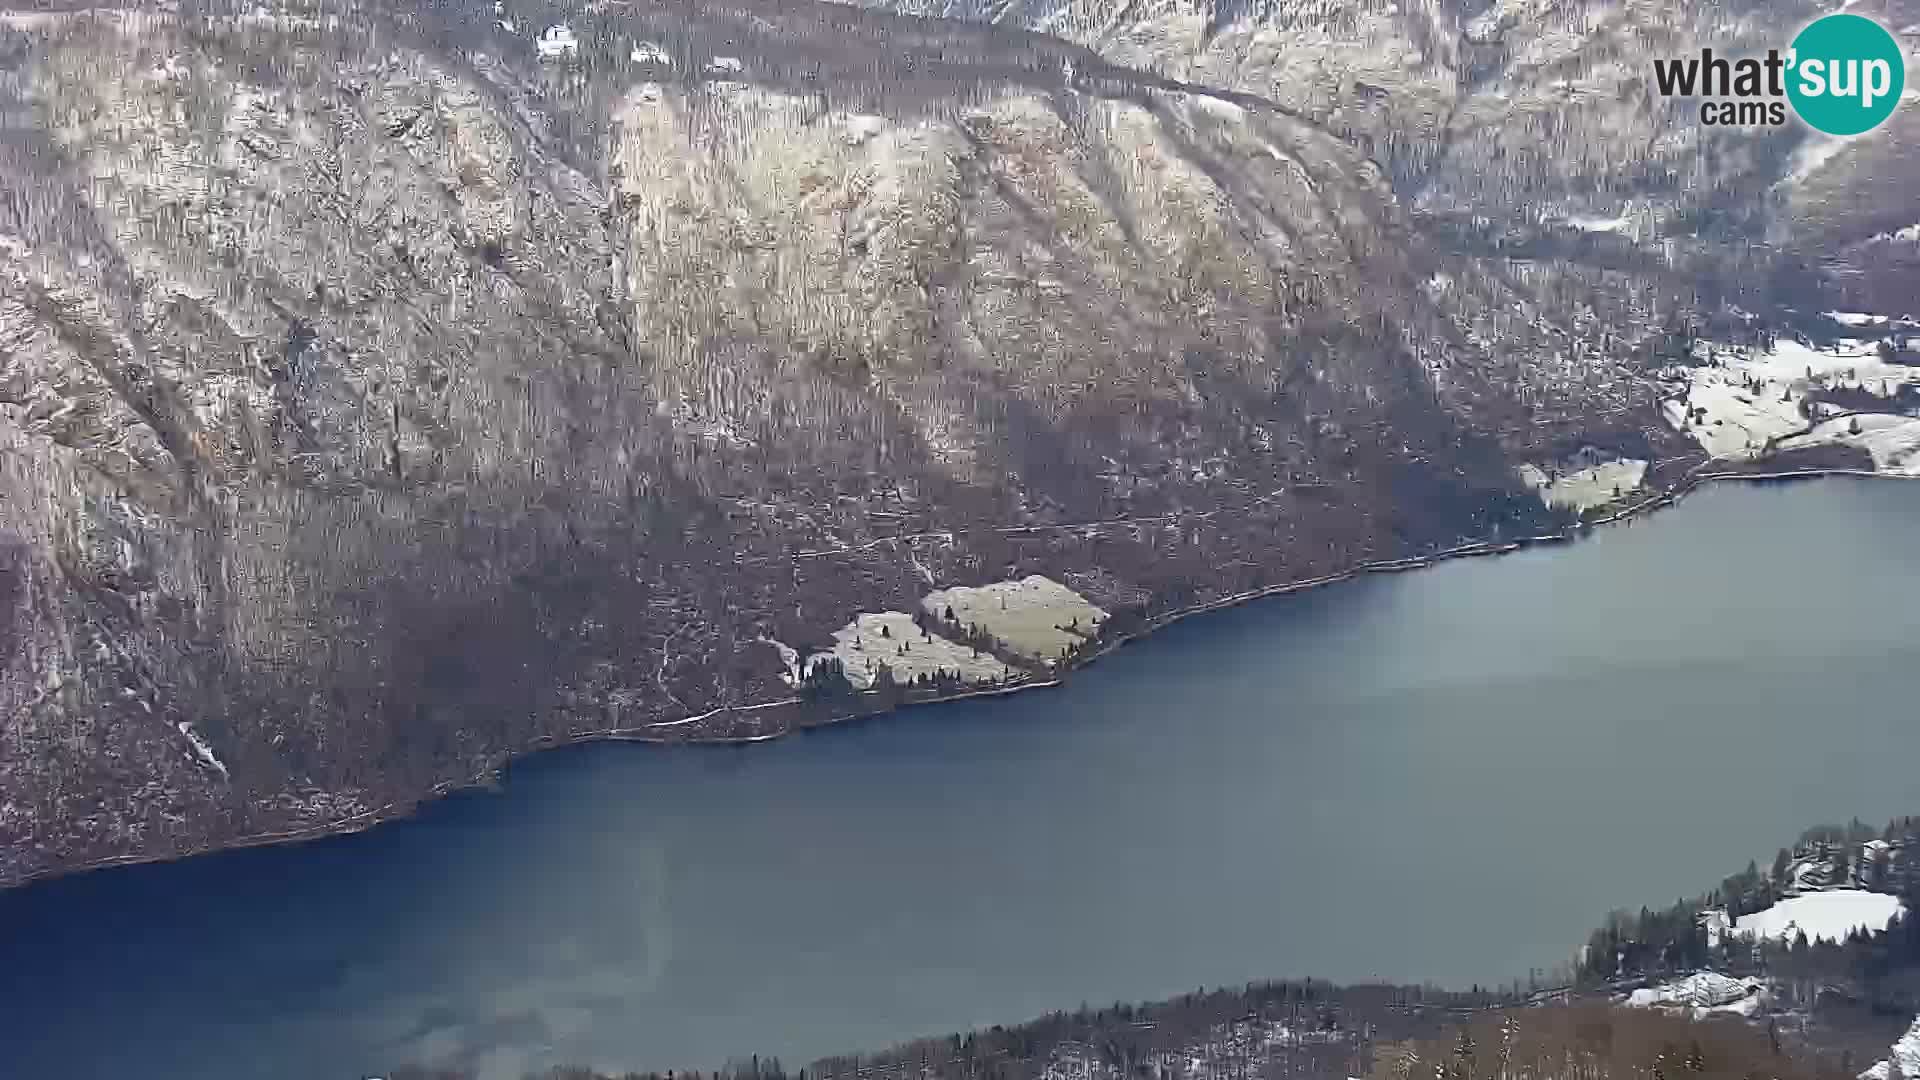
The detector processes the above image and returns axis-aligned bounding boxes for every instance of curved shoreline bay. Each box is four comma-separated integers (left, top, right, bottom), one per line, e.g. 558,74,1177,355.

3,478,1920,1079
29,463,1903,888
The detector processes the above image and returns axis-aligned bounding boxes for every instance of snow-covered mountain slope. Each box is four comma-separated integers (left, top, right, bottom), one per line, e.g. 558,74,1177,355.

834,0,1920,312
831,0,1817,221
3,0,1917,887
1662,336,1920,471
0,0,1679,886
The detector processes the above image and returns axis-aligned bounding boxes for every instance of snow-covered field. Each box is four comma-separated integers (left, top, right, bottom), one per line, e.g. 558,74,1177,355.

921,576,1106,664
800,611,1014,690
1518,459,1648,511
1664,337,1920,469
1777,413,1920,475
1731,890,1906,944
1860,1014,1920,1080
770,576,1107,692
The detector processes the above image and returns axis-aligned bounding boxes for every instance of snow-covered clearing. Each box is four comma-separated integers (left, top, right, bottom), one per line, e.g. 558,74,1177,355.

1777,412,1920,475
922,576,1106,664
1732,890,1906,944
768,576,1107,691
1518,459,1647,511
1860,1014,1920,1080
803,612,1013,690
1665,337,1920,464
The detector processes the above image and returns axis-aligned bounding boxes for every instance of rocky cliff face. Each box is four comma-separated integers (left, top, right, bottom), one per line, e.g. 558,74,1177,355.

0,0,1901,887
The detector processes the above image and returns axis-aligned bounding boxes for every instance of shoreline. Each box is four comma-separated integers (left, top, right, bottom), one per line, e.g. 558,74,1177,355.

18,462,1914,890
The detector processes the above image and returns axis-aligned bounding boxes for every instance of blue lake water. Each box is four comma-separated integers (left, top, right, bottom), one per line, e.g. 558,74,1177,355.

3,478,1918,1080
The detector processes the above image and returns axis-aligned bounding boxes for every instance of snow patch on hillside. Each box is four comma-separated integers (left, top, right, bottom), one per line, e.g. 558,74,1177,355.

536,23,577,59
1828,312,1889,328
176,721,229,779
629,41,672,66
804,612,1013,690
761,636,803,685
1779,136,1849,188
1562,211,1634,235
1733,890,1906,944
1860,1015,1920,1080
1778,413,1920,475
1700,908,1732,949
1664,337,1920,464
1626,972,1764,1011
922,576,1105,664
1518,458,1647,511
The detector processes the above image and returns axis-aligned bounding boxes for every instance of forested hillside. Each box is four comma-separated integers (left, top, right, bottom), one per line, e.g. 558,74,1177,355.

9,0,1920,886
392,994,1851,1080
1581,817,1920,1015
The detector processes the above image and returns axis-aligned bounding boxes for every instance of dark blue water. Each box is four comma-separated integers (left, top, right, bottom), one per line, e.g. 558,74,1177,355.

4,479,1919,1080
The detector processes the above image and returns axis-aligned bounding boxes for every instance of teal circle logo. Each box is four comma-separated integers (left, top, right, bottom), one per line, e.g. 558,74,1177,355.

1787,14,1905,136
